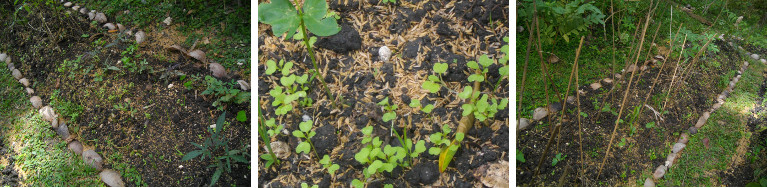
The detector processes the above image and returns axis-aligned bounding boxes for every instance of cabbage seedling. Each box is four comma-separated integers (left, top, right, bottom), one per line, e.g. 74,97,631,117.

292,120,318,158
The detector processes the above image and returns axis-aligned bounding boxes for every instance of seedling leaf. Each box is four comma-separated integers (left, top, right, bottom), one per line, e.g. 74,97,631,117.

433,63,448,74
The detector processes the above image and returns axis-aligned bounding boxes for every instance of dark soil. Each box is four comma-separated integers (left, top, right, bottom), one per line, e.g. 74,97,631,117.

0,138,22,187
516,37,743,186
258,0,509,187
0,1,250,186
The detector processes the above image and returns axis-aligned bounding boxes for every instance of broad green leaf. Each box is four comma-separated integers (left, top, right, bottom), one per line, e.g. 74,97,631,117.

455,133,465,142
429,147,441,155
236,110,247,122
442,124,451,134
477,94,489,112
301,183,309,188
462,104,474,116
292,130,305,138
433,63,448,74
409,99,421,107
368,160,383,174
182,150,203,161
421,104,434,113
468,74,484,82
261,154,275,168
296,142,311,154
355,148,371,164
383,145,394,155
413,140,426,156
384,184,394,188
382,112,396,122
299,120,313,132
430,133,442,144
296,74,309,84
276,104,292,115
320,155,330,165
428,75,440,82
266,60,277,75
378,97,389,106
499,65,509,76
361,126,373,135
475,112,487,121
467,61,479,70
281,74,296,86
362,137,371,144
303,0,341,36
216,111,226,134
258,0,300,39
516,149,525,162
328,164,340,175
307,131,316,138
351,179,364,188
458,86,473,99
422,80,440,93
372,137,383,148
282,61,294,75
478,54,494,67
499,98,509,110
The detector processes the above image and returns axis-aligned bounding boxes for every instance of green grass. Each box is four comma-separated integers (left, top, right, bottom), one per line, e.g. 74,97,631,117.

655,54,766,186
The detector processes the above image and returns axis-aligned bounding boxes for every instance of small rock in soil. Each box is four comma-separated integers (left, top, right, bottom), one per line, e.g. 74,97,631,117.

712,102,722,110
135,30,146,44
270,141,290,160
0,53,7,62
94,12,107,23
689,126,698,134
51,118,59,129
744,61,750,67
83,149,104,170
547,102,562,113
653,165,667,180
57,123,70,140
641,65,649,71
209,63,227,78
678,133,689,144
39,106,56,122
566,96,576,104
30,96,42,108
590,82,602,90
6,63,13,71
751,54,760,60
404,161,439,186
12,69,22,80
695,112,710,128
237,80,250,91
615,73,622,79
378,46,391,62
19,78,29,87
188,50,207,62
761,59,766,64
25,87,34,95
99,169,125,187
533,107,548,121
665,152,677,167
625,64,638,73
473,160,509,188
517,118,531,131
68,140,83,155
578,89,586,96
315,24,362,54
603,78,613,84
672,143,686,153
644,177,655,187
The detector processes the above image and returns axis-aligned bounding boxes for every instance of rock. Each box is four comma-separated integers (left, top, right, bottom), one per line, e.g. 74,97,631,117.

51,117,59,129
517,118,531,131
665,152,677,167
695,112,710,128
547,54,560,64
116,23,125,32
39,106,57,122
752,54,760,60
30,96,42,108
88,12,95,20
578,89,586,96
270,141,290,160
79,7,88,14
644,177,655,187
64,2,72,7
689,126,698,134
99,169,125,187
188,50,207,62
68,140,83,155
82,150,104,170
533,107,548,121
672,143,686,153
0,53,6,62
590,82,602,90
71,5,79,11
603,78,613,84
404,161,439,185
712,102,722,110
744,61,750,67
566,96,576,104
641,65,649,71
547,102,562,113
678,133,689,144
615,73,622,80
653,165,667,180
25,87,34,95
19,78,29,87
379,46,391,62
57,123,70,140
761,59,766,64
474,160,509,188
103,23,116,30
162,16,172,25
237,80,250,91
135,30,146,44
94,12,107,23
703,137,710,149
625,64,638,73
209,63,227,78
12,69,22,80
6,62,12,71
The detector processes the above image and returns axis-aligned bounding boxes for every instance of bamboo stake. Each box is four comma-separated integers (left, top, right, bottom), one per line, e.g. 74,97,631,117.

662,35,688,111
517,20,536,117
640,24,683,117
597,0,656,178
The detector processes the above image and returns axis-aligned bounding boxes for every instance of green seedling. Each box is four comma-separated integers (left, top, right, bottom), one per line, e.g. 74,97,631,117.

352,126,415,187
377,97,398,136
380,0,396,4
617,138,626,148
292,120,319,158
551,153,567,166
183,112,249,186
517,149,526,163
267,59,312,114
428,124,464,172
645,122,655,129
319,154,340,176
201,76,250,110
459,87,508,122
236,110,248,122
259,0,341,108
259,108,281,168
421,62,448,93
301,183,319,188
495,37,510,91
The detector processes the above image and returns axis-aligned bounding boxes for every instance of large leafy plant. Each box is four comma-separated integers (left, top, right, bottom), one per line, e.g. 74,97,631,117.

259,0,341,107
518,0,605,44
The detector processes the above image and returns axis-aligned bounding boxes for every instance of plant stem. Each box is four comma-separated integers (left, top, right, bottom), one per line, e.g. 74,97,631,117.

297,9,340,108
258,107,280,166
306,136,319,160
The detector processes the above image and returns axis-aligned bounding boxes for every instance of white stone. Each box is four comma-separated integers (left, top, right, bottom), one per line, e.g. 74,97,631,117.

39,106,57,122
0,53,6,62
672,143,686,153
12,69,22,80
30,96,42,108
533,107,548,121
19,78,29,87
653,165,667,180
644,177,655,187
518,118,531,131
135,30,146,44
237,80,250,91
603,78,613,84
99,169,125,187
665,152,677,167
678,133,689,144
379,46,391,62
695,112,710,128
163,16,172,25
751,54,760,60
590,82,602,90
25,87,34,95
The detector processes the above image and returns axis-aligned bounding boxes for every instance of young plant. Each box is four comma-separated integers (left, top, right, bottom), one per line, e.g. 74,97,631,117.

517,149,526,163
301,183,319,188
258,111,281,168
352,126,414,188
380,0,396,4
377,97,398,136
201,76,250,110
428,124,465,172
266,59,312,115
183,112,249,186
551,153,567,166
495,37,510,91
319,154,340,176
259,0,341,107
292,120,318,158
421,62,448,93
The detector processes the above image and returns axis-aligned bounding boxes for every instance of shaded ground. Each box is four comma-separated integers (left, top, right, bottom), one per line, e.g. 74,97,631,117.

1,1,250,186
258,0,510,187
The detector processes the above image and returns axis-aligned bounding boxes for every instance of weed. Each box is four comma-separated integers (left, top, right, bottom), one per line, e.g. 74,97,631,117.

551,153,567,166
201,76,249,110
182,112,249,186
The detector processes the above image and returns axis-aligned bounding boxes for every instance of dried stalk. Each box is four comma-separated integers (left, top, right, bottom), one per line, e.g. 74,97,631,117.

640,24,683,117
662,34,688,110
534,36,586,178
597,0,656,178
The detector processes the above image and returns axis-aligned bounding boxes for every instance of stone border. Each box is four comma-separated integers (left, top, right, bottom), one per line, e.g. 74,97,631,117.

643,35,764,186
